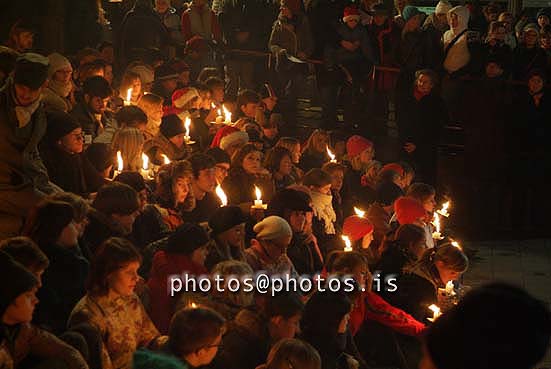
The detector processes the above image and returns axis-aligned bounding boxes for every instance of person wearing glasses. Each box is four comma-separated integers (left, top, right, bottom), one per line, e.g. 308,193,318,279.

40,111,105,196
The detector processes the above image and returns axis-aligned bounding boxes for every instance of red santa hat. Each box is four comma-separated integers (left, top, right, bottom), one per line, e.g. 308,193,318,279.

343,6,361,22
394,197,427,225
343,215,374,242
346,135,373,158
380,163,405,177
172,88,199,109
210,125,249,151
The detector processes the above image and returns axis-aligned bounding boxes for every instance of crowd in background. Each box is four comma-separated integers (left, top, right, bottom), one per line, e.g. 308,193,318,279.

1,0,551,369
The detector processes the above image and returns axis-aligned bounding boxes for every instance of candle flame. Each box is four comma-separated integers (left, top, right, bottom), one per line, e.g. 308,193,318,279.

211,102,216,109
450,240,462,250
184,117,191,137
254,186,262,201
326,145,336,162
215,184,228,207
428,304,441,316
190,302,197,308
341,235,352,252
222,104,232,124
142,153,149,171
437,201,451,217
354,207,365,218
161,154,171,165
116,151,123,172
432,212,441,234
126,88,132,102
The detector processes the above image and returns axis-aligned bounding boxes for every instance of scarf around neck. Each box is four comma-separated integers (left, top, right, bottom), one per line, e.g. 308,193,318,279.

310,191,336,234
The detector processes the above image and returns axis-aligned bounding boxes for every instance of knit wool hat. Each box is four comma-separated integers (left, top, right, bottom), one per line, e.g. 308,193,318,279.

537,8,551,21
268,189,312,217
47,52,72,77
209,206,247,236
343,6,361,22
380,163,405,177
426,283,551,369
343,215,374,242
402,5,423,22
14,53,49,89
160,114,185,138
394,196,426,225
155,64,179,82
346,135,373,158
166,223,210,254
211,126,249,150
172,88,199,109
435,1,453,15
45,110,81,143
130,64,155,85
0,251,38,317
205,147,231,164
114,171,146,192
254,216,293,241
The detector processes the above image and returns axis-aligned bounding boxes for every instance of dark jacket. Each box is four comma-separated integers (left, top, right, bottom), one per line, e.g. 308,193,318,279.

0,80,58,237
70,102,102,140
298,150,327,172
268,14,314,58
221,168,275,206
82,208,128,254
143,132,191,165
182,191,221,224
211,307,272,369
39,143,105,196
286,233,323,276
512,46,548,81
34,243,89,335
132,204,180,249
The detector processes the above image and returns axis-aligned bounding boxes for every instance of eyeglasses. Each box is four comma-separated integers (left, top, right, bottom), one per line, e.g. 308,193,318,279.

215,165,229,174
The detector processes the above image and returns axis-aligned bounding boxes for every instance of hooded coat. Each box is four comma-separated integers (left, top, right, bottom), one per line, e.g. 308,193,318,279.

443,6,482,75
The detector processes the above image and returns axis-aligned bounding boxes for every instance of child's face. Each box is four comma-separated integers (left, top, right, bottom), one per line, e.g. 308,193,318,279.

241,102,259,118
485,62,503,78
4,287,39,324
346,18,359,29
330,170,344,192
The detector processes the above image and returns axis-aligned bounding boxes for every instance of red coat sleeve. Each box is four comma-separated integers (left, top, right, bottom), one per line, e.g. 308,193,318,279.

364,292,426,337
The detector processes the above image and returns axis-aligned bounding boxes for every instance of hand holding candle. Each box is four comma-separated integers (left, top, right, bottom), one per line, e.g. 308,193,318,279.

124,88,133,106
432,213,443,240
113,150,123,178
427,304,441,322
223,105,232,125
140,153,153,180
184,117,193,144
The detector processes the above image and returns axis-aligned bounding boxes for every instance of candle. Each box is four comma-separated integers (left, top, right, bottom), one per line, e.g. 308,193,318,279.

215,184,228,207
450,240,462,250
184,117,191,143
215,108,224,124
432,213,443,240
252,186,267,209
140,153,153,180
113,150,123,179
189,302,198,309
354,207,365,218
445,281,456,296
437,201,451,218
342,235,353,252
427,304,441,322
161,154,171,165
124,88,133,105
222,104,232,125
326,145,337,163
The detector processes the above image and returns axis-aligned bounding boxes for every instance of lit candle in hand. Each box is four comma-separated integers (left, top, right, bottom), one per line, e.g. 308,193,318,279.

215,184,228,207
427,304,441,322
124,88,133,105
432,213,443,240
252,186,267,209
326,145,337,163
342,235,353,252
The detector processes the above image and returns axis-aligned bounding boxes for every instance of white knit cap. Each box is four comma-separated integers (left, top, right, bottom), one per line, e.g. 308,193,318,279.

130,64,155,85
219,130,249,150
47,53,72,77
435,1,452,15
254,216,293,241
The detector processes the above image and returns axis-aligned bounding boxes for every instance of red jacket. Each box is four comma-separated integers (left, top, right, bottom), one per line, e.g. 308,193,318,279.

349,291,426,337
147,250,208,334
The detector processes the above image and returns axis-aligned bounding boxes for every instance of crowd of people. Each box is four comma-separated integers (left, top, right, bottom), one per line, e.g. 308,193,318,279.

1,0,551,368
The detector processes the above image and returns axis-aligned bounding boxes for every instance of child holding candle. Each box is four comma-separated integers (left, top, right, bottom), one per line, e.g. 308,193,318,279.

144,114,192,165
118,71,142,106
342,214,376,264
342,135,375,215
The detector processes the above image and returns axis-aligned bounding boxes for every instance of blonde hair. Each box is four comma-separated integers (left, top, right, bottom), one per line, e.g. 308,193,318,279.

112,127,144,171
303,130,329,155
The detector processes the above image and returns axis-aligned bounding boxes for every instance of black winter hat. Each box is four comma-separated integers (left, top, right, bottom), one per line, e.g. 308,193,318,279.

13,53,49,89
376,181,404,207
154,64,179,82
166,223,210,254
205,147,230,165
160,115,185,138
208,206,247,236
45,111,81,144
426,282,551,369
114,171,146,192
0,251,38,317
268,189,312,217
28,200,75,245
